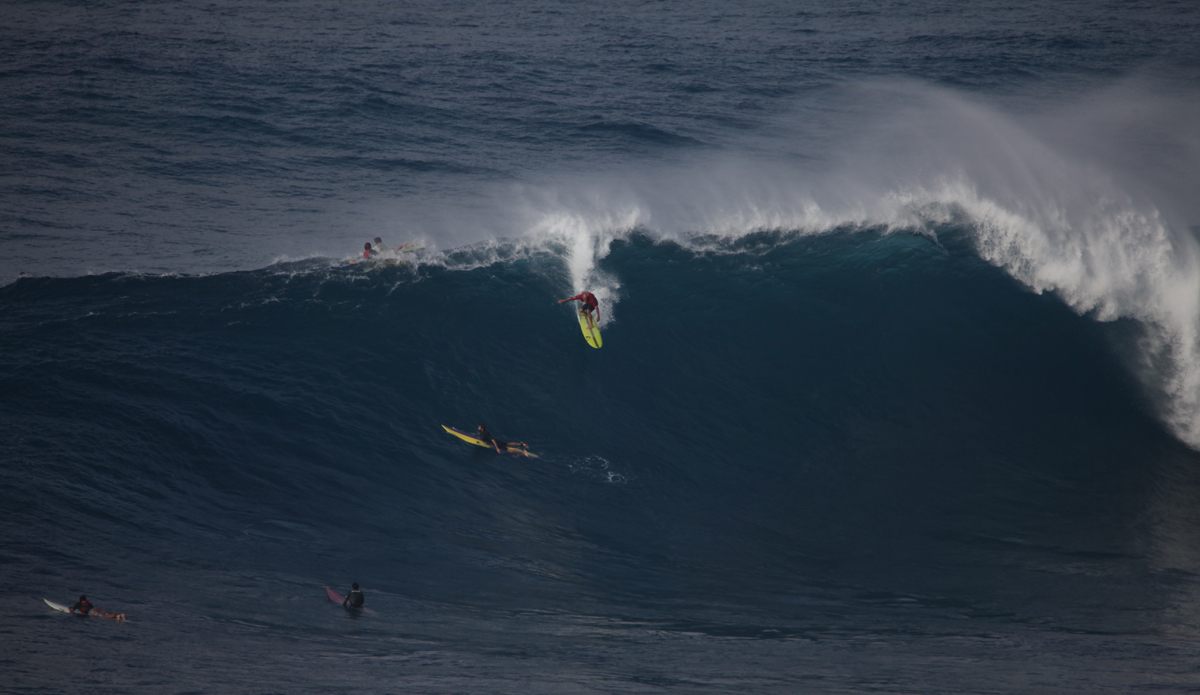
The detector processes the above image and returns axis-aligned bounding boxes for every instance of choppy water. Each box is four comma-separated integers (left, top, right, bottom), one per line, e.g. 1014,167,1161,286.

4,1,1200,693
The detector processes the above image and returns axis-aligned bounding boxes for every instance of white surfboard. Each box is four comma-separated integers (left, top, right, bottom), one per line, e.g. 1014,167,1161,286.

44,598,71,612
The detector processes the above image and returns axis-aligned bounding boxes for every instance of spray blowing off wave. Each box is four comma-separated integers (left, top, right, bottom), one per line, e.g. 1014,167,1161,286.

463,79,1200,446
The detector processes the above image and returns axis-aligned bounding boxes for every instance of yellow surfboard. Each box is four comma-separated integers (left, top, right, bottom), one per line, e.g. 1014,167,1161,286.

577,310,602,349
442,425,538,458
347,258,402,266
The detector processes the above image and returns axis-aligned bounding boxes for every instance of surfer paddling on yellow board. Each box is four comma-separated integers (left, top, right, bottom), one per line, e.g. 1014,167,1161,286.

558,292,599,328
477,425,530,456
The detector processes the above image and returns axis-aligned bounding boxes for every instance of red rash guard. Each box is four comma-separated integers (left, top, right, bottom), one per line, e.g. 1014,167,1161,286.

566,292,598,309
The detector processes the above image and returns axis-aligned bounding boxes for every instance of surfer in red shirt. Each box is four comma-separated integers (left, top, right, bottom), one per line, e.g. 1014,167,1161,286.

558,291,599,327
69,595,125,620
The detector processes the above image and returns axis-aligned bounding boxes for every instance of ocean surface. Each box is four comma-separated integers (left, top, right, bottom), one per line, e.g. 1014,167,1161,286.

4,1,1200,693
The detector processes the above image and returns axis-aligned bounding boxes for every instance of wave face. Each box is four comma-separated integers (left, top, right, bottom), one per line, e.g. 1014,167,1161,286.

5,232,1200,692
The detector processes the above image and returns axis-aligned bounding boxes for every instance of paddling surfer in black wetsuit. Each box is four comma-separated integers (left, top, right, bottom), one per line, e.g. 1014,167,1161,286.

477,425,529,455
70,595,93,615
343,583,365,609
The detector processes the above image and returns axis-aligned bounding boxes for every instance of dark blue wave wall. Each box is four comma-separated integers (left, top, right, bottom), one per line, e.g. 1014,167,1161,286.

1,229,1189,623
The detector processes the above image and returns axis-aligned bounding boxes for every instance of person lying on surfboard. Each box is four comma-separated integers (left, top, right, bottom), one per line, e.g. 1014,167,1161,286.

374,237,413,253
558,291,599,327
363,242,378,259
343,582,365,609
477,425,529,455
70,595,125,620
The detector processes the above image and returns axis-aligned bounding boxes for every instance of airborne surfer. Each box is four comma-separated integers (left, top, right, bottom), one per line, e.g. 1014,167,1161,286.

558,291,599,327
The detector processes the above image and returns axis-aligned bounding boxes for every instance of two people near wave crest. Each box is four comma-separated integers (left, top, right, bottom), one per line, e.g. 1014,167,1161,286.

70,595,125,620
362,237,413,259
343,583,365,609
558,291,599,327
477,425,530,456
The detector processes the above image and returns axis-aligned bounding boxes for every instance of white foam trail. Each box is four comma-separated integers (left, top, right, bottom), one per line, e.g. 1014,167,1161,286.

514,188,641,325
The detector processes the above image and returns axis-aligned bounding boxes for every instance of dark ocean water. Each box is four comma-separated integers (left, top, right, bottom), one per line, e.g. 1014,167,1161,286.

4,1,1200,693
